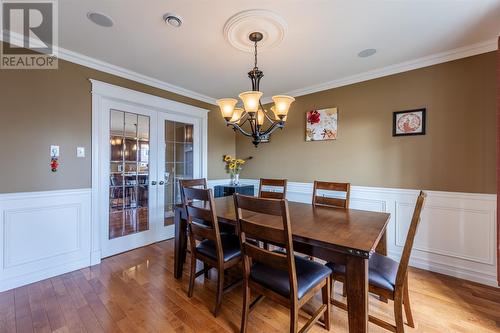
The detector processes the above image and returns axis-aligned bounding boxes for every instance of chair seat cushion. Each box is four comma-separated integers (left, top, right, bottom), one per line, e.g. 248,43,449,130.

327,253,399,292
196,234,241,262
250,255,332,299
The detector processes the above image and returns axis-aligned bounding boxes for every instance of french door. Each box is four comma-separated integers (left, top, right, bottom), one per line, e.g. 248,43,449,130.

157,112,201,240
100,99,201,257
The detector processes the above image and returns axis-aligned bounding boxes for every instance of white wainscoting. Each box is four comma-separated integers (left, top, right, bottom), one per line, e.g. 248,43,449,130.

0,189,91,292
208,179,498,287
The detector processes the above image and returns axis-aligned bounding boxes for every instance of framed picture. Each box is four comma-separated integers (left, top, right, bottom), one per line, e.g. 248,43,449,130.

392,108,426,136
306,107,338,141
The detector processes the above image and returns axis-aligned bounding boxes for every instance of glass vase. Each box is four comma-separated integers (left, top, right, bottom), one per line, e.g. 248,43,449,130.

231,173,240,186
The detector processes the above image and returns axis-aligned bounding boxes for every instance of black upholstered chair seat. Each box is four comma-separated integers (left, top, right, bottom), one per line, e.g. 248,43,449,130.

196,234,241,262
250,255,332,299
191,218,234,235
327,253,399,291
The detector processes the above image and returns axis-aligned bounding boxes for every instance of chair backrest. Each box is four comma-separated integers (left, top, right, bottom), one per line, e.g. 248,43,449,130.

182,187,223,260
233,194,297,300
259,178,288,199
179,178,207,205
395,191,426,287
312,181,350,209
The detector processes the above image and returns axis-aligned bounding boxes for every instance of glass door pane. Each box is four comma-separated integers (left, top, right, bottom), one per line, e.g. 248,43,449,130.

164,120,194,226
109,110,150,239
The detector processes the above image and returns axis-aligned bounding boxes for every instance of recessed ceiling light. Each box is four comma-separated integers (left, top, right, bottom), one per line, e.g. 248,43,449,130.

87,11,114,27
358,48,377,58
163,13,183,28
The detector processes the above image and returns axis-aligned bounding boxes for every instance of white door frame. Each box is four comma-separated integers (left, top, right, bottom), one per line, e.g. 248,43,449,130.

90,79,209,264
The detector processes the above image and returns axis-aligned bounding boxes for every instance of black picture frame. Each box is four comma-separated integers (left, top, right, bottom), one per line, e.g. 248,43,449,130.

392,108,426,137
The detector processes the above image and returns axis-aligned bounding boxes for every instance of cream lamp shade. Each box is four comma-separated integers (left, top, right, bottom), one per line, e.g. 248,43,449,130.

239,91,263,114
216,98,237,120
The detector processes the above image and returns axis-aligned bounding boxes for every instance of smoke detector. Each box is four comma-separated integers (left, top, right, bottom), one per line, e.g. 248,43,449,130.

163,13,183,28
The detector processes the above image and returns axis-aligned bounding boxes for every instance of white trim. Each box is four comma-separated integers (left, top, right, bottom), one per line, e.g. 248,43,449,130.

210,178,498,287
90,79,210,117
2,31,217,105
0,188,91,199
91,80,209,259
261,38,498,103
0,188,91,292
2,32,497,106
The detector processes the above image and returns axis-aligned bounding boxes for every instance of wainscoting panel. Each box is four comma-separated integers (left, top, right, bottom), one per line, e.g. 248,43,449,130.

0,189,91,292
208,179,498,286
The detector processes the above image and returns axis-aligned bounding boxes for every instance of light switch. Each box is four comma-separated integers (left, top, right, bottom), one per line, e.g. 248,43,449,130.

77,147,85,158
50,145,60,158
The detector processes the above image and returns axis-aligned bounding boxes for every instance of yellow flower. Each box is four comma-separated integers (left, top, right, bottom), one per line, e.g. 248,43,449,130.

224,155,232,162
229,163,236,170
230,159,236,163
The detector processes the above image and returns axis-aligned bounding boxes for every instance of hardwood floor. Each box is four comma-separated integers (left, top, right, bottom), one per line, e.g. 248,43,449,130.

1,240,499,333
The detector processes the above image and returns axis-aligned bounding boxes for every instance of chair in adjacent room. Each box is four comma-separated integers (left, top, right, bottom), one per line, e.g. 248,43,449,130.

328,191,426,333
182,187,241,316
234,194,332,333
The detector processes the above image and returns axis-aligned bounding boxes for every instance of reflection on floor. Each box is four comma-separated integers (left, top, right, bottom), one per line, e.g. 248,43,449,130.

0,239,499,332
109,207,148,239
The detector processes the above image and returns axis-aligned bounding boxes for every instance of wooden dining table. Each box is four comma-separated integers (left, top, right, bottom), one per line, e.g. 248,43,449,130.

173,196,390,333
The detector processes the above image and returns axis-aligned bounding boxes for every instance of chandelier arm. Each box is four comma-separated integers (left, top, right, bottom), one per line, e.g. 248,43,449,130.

259,101,275,124
248,115,256,135
232,112,249,126
227,122,253,137
261,120,284,137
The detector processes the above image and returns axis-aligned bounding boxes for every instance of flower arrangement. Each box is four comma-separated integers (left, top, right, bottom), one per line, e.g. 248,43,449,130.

223,155,251,185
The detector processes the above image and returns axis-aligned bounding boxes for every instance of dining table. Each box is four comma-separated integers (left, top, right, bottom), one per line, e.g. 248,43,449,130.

173,195,390,333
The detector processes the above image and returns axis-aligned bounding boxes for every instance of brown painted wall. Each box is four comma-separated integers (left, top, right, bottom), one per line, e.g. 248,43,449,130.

237,52,497,194
0,55,234,194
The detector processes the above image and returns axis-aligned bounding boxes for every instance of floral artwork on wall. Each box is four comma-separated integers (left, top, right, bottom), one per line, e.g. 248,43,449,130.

392,108,426,136
305,107,338,141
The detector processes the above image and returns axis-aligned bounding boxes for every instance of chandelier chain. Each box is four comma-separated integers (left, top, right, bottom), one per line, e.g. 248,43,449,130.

254,40,258,69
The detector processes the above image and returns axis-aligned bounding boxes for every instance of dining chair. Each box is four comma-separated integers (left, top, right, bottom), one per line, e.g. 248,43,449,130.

180,178,234,243
328,191,426,333
234,194,332,333
179,178,207,197
179,179,209,271
311,181,351,290
182,187,241,316
312,181,350,208
259,178,288,199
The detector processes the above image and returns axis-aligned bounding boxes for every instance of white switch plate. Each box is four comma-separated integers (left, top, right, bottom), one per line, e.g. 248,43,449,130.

50,145,60,158
77,147,85,158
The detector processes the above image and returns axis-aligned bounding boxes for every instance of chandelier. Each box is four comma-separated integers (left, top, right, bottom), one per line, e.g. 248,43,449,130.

216,32,295,147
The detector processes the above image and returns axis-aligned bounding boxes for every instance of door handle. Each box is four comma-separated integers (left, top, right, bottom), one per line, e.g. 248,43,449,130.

159,181,165,185
151,181,157,185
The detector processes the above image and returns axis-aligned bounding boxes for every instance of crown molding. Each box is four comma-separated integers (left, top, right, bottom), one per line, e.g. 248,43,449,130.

2,31,496,106
261,38,498,104
1,31,218,105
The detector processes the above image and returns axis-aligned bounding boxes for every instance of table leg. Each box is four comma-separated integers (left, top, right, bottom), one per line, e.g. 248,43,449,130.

346,255,368,333
375,230,387,256
174,207,187,279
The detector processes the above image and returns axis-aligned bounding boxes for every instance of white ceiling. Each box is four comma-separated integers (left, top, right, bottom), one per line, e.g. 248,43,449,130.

59,0,500,103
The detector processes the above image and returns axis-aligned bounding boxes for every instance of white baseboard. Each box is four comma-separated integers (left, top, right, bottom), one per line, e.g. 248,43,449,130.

208,179,498,287
91,250,102,266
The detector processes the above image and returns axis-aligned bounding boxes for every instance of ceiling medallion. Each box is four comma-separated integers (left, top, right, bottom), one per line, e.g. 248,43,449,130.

217,31,295,147
223,9,288,52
